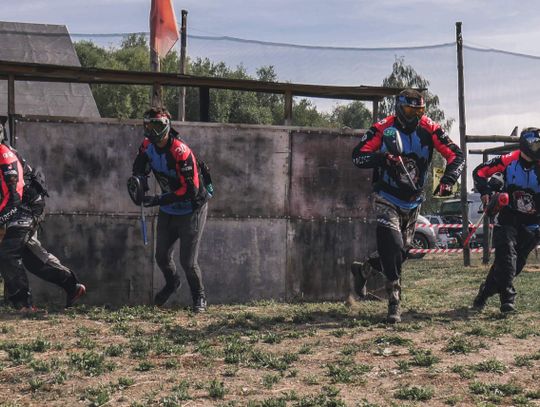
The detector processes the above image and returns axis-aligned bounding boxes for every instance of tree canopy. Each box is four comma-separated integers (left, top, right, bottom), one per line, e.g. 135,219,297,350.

74,34,374,128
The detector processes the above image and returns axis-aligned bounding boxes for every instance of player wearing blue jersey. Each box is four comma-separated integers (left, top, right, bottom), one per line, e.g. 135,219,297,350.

472,128,540,313
131,108,211,311
351,89,464,323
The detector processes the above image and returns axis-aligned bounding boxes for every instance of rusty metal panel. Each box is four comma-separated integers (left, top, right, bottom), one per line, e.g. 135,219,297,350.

155,218,287,306
14,119,381,307
289,130,372,218
28,214,155,307
15,120,147,214
170,122,290,217
286,219,375,301
15,120,290,217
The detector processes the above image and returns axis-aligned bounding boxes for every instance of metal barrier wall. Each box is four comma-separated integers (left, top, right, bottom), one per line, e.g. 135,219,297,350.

15,117,373,306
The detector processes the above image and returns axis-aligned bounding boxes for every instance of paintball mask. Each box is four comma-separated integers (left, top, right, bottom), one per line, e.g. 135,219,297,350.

395,89,425,132
519,127,540,161
143,112,171,144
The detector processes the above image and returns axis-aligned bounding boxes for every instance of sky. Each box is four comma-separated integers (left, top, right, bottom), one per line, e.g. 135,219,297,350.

4,0,540,54
4,0,540,181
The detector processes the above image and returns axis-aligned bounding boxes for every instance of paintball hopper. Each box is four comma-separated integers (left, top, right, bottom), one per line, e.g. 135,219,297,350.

127,176,147,205
485,192,509,217
382,126,418,191
382,127,403,156
487,172,504,192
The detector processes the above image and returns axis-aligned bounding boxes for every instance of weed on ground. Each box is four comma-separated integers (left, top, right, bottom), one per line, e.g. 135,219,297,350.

0,255,539,406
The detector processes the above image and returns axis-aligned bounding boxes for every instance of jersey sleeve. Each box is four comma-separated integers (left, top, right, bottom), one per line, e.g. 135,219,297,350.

159,141,201,205
430,123,464,185
473,150,517,195
352,123,385,169
132,139,152,176
0,147,23,224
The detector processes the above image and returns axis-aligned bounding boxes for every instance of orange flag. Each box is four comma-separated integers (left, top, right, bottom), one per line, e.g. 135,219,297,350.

150,0,180,57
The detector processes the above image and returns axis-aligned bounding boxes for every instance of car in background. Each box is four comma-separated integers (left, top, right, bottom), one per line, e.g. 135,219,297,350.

440,196,483,224
409,214,439,259
425,214,483,248
425,214,458,248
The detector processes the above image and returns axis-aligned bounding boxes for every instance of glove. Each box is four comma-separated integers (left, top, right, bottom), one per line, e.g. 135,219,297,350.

384,153,401,167
433,182,453,197
0,207,18,225
142,195,161,207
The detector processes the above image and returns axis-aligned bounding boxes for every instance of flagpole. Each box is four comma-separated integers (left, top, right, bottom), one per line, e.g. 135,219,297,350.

178,9,188,121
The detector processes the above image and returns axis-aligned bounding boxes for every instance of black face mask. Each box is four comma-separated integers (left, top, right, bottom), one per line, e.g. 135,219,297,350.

144,120,170,144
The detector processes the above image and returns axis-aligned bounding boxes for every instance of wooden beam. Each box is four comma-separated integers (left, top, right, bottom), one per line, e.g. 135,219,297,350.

466,135,519,143
0,59,407,101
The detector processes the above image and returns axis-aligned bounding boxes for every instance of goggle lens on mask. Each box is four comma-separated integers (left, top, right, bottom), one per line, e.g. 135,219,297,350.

402,105,425,119
144,120,168,133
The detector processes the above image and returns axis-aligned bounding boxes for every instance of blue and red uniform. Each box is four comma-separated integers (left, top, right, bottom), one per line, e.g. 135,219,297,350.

350,114,464,297
473,151,540,307
132,128,209,214
0,143,82,309
132,127,210,307
0,143,24,225
474,150,540,224
352,115,464,208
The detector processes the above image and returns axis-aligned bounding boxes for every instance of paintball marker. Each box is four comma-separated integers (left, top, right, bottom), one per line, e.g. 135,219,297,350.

127,176,149,245
463,172,508,247
382,127,417,191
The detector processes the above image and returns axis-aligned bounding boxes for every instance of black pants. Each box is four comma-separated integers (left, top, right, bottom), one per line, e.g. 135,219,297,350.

483,223,539,304
0,216,77,307
367,194,420,282
155,203,208,301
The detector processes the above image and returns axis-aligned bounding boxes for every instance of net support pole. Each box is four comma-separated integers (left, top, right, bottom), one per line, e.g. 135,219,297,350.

178,9,188,121
7,74,15,147
456,21,470,266
482,151,491,264
150,48,162,107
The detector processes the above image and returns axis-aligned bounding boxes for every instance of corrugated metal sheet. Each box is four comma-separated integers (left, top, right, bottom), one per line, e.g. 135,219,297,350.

0,21,100,117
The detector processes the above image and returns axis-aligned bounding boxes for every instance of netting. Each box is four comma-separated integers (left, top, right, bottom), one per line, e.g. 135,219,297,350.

72,33,540,172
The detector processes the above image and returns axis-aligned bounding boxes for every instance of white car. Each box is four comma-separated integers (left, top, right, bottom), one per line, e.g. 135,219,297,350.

410,214,439,259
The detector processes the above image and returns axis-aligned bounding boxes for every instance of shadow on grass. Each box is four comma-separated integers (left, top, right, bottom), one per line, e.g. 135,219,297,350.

403,306,476,323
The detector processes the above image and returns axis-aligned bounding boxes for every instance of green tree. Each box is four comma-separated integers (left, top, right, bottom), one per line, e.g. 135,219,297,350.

329,101,372,129
75,37,335,126
378,56,453,132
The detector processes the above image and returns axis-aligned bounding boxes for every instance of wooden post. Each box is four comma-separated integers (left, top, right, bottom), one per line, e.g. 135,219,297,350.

456,22,470,266
481,151,491,264
178,9,188,121
150,48,162,107
284,91,293,126
372,98,379,123
199,87,210,122
7,74,15,147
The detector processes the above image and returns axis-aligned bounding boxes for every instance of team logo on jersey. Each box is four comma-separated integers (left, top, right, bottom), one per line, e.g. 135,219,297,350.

2,152,14,159
513,191,536,214
398,157,420,186
175,144,187,155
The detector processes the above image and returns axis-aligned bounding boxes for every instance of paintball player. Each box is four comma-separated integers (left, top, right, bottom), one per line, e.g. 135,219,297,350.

472,127,540,313
0,124,85,310
351,89,464,323
130,107,211,312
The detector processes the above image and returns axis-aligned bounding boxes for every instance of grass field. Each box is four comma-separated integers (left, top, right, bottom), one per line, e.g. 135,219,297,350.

0,254,539,407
